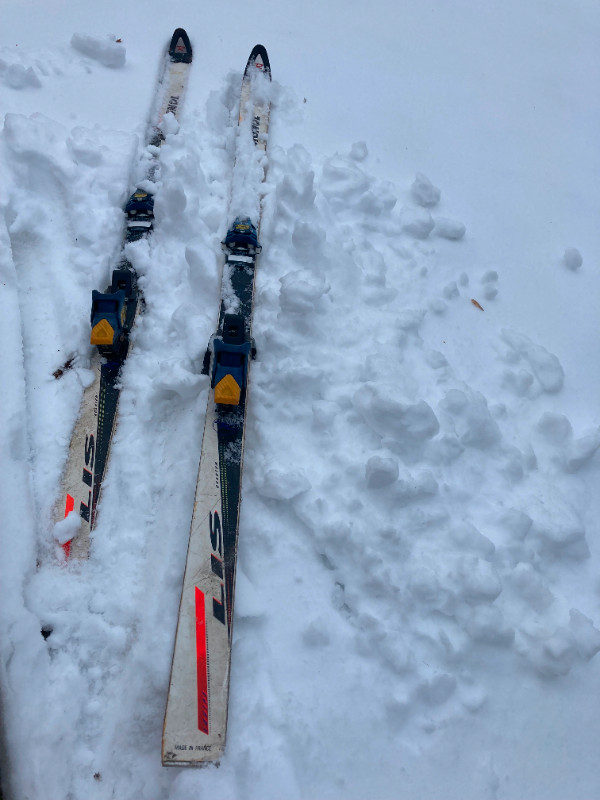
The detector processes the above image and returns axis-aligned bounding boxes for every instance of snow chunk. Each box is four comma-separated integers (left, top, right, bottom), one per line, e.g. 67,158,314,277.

450,522,495,558
499,508,533,541
411,173,441,207
311,400,338,430
365,455,399,488
70,33,126,68
279,270,329,314
425,349,448,369
509,563,554,612
434,217,466,240
416,674,456,705
302,620,331,648
235,569,266,619
349,141,368,161
456,557,502,605
52,509,81,547
321,158,369,204
442,281,459,299
392,468,438,506
501,330,565,394
537,412,572,443
353,384,439,443
400,206,434,239
564,428,600,473
158,111,180,138
276,169,316,217
253,467,311,501
1,63,41,90
568,609,600,661
396,308,425,334
291,220,326,255
563,247,582,271
481,270,498,283
439,389,501,449
464,606,514,646
524,630,575,677
529,496,589,560
67,128,104,167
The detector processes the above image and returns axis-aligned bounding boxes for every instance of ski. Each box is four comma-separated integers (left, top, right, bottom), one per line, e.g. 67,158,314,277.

162,45,271,766
54,29,193,560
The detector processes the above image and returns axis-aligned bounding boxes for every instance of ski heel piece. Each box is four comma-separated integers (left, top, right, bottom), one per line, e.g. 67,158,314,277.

90,289,127,350
209,314,252,407
125,189,155,240
90,269,136,355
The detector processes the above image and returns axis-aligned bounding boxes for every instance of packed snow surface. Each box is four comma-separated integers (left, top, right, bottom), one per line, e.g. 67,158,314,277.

1,2,600,799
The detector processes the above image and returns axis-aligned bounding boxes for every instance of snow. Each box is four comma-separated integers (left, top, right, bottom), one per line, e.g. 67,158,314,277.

1,3,600,799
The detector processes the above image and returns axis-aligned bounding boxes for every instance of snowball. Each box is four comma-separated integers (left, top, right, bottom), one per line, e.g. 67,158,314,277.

563,247,582,271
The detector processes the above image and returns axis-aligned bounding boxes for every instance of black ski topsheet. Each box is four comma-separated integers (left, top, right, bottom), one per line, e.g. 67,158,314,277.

162,45,271,766
55,29,193,560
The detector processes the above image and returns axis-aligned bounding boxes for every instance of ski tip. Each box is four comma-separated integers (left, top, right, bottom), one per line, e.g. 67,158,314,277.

245,44,271,79
169,28,193,63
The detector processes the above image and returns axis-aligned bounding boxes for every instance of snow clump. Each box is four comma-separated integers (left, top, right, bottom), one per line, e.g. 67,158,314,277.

411,172,441,206
70,33,126,68
563,247,582,271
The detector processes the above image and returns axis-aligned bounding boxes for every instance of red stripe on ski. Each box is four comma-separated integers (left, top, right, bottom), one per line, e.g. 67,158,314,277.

195,586,209,734
62,494,75,558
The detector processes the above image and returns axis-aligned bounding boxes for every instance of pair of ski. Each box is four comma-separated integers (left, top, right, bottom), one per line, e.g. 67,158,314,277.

54,29,272,766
